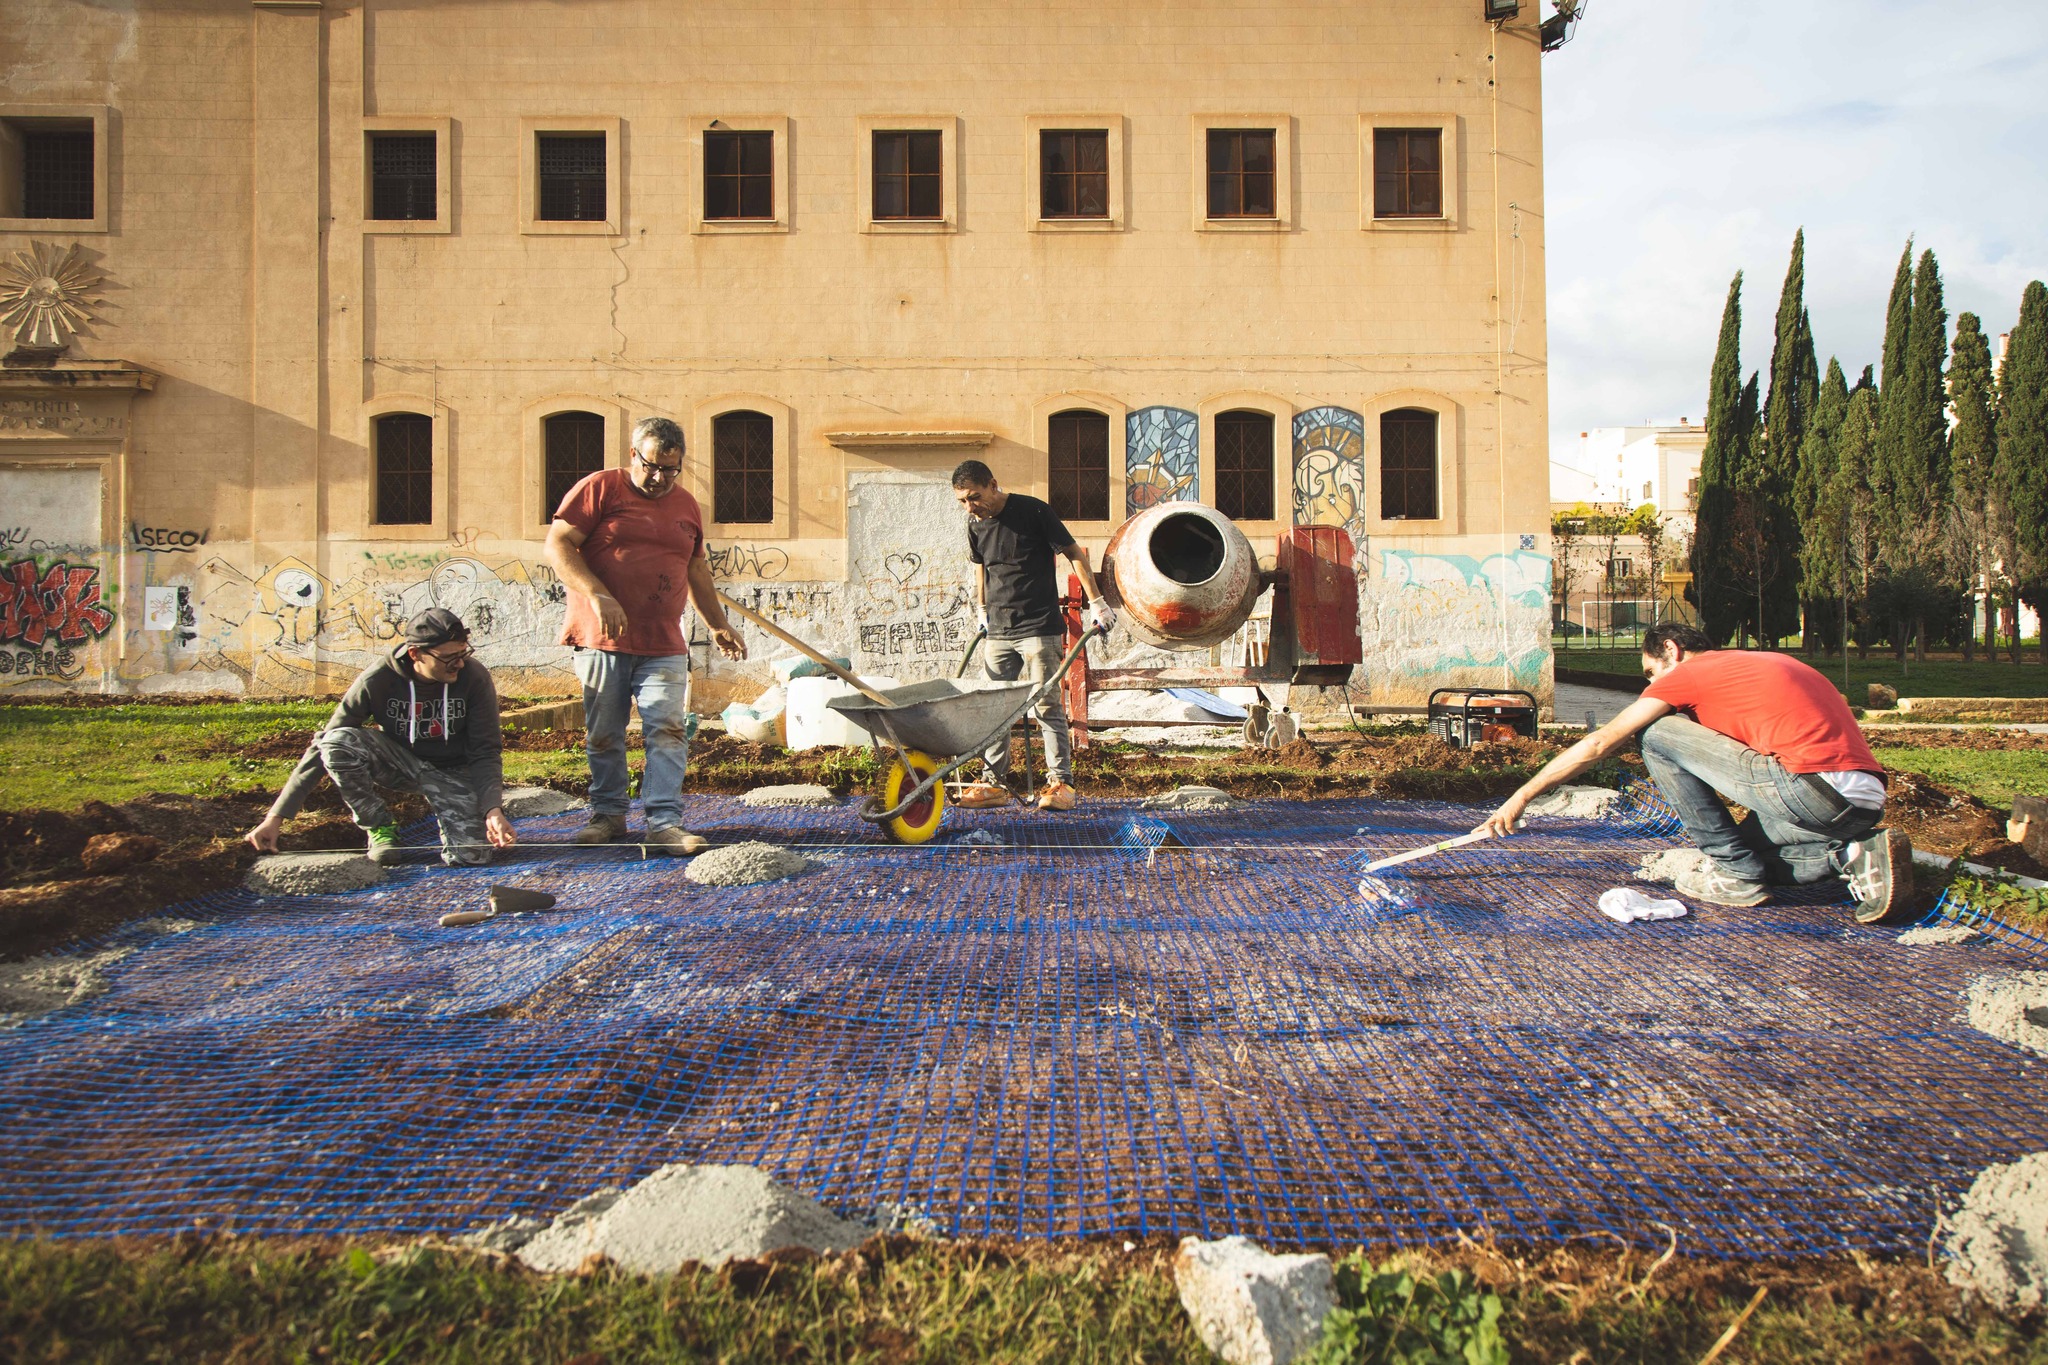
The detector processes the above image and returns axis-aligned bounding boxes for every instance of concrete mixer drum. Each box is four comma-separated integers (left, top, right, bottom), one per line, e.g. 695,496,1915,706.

1101,502,1264,651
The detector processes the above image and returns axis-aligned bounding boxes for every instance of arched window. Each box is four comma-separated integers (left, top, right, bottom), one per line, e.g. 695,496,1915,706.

1379,409,1439,520
1048,408,1109,522
1214,410,1274,521
374,412,432,525
543,411,605,522
712,410,775,524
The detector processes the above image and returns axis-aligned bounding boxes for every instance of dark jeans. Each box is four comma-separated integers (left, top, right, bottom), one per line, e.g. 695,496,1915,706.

1638,715,1881,886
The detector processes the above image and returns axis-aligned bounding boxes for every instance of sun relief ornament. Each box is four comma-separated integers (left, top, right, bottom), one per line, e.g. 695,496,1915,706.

1,241,104,361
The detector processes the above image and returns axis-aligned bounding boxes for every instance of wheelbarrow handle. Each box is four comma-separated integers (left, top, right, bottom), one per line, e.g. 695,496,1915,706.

862,624,1107,825
954,626,988,679
717,592,895,708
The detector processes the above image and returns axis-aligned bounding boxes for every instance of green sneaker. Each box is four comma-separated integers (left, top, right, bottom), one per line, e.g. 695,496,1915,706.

365,823,403,866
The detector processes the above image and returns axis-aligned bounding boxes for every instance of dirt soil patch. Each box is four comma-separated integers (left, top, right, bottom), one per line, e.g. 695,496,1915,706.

8,721,2041,960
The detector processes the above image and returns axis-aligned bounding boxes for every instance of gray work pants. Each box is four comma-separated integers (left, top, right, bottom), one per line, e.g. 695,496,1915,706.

980,633,1074,787
316,726,492,866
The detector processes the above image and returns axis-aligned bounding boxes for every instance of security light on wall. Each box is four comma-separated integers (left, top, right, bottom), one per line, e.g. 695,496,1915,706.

1483,0,1520,20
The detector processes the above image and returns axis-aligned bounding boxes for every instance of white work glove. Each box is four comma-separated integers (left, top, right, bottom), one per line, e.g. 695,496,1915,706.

1087,598,1117,635
975,604,989,634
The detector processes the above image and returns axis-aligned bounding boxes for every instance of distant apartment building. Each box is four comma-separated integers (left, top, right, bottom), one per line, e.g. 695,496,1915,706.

1549,421,1704,635
0,0,1555,706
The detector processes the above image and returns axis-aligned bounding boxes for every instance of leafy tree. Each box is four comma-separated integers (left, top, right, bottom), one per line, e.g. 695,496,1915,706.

1999,280,2048,664
1691,273,1746,644
1946,313,1998,662
1796,358,1850,652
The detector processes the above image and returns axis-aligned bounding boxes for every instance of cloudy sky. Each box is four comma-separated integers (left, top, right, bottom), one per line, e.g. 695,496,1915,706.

1543,0,2048,470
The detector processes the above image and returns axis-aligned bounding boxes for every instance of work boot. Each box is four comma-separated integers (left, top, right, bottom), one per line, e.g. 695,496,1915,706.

572,813,629,845
364,822,403,866
954,782,1013,810
644,825,708,857
1673,862,1769,907
1845,827,1914,925
1035,782,1078,813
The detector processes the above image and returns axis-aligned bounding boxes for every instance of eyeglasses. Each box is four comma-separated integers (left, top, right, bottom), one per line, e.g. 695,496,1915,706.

634,451,684,477
423,645,472,664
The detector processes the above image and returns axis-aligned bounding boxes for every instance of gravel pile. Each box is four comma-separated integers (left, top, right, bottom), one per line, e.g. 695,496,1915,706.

685,841,811,887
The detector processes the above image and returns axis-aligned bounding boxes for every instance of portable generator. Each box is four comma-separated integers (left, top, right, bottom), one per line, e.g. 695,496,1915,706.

1426,687,1539,748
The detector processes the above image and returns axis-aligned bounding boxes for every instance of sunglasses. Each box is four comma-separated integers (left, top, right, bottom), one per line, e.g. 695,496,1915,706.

634,452,684,477
421,645,472,664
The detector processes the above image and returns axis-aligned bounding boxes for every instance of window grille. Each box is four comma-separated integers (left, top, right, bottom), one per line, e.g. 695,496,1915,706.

543,412,605,521
538,133,606,221
713,411,775,524
1215,411,1275,521
1048,410,1110,521
1380,409,1439,520
369,133,437,221
22,128,92,219
375,414,433,526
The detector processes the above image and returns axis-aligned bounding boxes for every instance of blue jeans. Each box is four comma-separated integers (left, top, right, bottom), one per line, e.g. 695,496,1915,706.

574,649,692,830
1638,715,1881,886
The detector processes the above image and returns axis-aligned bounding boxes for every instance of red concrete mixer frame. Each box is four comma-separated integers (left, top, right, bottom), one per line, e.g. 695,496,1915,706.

1059,525,1364,746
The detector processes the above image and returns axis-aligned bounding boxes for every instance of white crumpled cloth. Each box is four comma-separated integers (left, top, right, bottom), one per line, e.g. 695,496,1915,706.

1598,887,1689,924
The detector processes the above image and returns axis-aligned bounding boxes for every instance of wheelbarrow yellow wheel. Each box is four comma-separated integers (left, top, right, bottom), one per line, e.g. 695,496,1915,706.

881,750,946,845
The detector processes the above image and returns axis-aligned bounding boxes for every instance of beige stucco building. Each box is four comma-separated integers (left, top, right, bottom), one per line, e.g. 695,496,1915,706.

0,0,1554,709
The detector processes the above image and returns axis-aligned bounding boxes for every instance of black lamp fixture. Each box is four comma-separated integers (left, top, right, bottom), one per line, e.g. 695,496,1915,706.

1483,0,1520,19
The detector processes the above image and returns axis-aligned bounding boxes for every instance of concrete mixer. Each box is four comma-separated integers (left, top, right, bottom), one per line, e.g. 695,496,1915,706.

1056,502,1365,746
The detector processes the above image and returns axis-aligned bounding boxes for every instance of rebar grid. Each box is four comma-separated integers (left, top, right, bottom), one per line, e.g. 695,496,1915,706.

1,785,2041,1254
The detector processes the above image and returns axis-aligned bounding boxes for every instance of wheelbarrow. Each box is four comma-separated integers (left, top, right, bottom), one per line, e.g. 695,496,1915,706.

718,593,1101,845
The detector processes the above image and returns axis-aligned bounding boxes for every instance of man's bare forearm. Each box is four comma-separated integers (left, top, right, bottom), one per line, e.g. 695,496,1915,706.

684,557,735,632
1063,544,1103,600
545,529,611,603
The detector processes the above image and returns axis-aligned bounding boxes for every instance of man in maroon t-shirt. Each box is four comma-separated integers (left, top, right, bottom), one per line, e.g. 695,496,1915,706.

1479,622,1912,922
545,416,746,854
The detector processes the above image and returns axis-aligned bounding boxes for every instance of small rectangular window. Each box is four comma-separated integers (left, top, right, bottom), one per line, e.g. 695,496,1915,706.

368,132,437,222
543,412,606,522
19,125,93,220
375,413,434,526
1380,409,1439,520
1374,128,1442,218
1040,130,1109,219
872,130,943,221
1215,411,1275,521
1206,129,1275,219
537,133,607,221
704,130,773,220
713,411,775,524
1048,410,1110,522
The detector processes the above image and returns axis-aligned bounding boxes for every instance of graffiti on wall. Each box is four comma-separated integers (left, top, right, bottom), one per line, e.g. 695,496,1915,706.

1292,406,1366,533
0,557,115,681
707,543,790,580
1125,406,1199,517
1359,547,1552,694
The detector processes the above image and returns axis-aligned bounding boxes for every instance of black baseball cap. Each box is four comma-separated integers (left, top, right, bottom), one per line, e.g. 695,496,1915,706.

403,608,470,650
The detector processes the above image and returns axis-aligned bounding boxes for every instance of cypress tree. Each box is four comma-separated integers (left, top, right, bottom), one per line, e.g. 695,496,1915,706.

1760,230,1818,645
1999,280,2048,664
1831,383,1881,660
1946,314,1997,661
1901,249,1952,657
1871,240,1915,593
1796,358,1850,651
1692,272,1745,645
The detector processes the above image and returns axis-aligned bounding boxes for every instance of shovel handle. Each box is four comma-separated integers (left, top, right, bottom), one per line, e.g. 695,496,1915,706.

1360,829,1496,874
717,593,895,708
440,909,495,927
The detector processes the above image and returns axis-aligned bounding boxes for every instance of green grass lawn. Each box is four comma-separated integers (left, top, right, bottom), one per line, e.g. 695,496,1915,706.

1867,745,2048,807
0,703,592,812
2,1238,2037,1365
1554,642,2048,701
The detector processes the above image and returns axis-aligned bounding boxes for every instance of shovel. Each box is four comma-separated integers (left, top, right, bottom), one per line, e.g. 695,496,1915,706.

439,884,559,928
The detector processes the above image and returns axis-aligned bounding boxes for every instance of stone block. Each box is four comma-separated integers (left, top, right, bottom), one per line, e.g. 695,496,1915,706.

2012,795,2047,865
1867,683,1898,710
1173,1235,1335,1365
513,1163,867,1273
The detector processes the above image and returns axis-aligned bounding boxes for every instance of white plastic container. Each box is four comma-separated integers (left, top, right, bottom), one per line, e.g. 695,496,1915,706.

784,674,900,751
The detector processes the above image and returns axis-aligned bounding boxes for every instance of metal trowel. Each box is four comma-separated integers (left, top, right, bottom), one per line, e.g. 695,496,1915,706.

439,884,559,928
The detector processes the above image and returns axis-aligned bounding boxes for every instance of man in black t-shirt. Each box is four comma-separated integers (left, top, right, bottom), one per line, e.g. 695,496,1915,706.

952,459,1115,811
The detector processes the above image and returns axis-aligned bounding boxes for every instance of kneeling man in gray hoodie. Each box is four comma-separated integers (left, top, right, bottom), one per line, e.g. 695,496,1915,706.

245,608,515,866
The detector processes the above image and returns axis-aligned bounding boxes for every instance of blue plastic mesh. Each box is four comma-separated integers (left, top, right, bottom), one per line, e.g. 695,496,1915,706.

2,782,2043,1255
